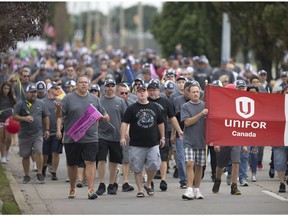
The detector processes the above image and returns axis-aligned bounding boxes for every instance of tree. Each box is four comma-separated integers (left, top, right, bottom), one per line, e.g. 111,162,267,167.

0,2,49,53
151,2,223,66
214,2,288,79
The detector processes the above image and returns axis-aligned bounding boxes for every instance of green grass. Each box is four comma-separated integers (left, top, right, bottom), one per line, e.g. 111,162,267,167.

0,165,21,214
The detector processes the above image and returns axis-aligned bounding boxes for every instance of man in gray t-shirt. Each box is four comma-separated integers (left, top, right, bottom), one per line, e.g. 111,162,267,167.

55,75,109,200
180,84,208,200
14,83,50,184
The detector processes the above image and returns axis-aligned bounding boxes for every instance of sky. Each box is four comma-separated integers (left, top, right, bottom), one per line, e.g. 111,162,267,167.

66,1,164,15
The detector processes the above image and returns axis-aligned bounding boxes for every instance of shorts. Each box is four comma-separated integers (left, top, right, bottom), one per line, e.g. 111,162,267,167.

217,146,241,168
184,148,206,166
19,136,43,158
43,135,62,155
64,142,98,166
97,139,123,164
129,145,161,173
273,147,288,172
159,138,169,161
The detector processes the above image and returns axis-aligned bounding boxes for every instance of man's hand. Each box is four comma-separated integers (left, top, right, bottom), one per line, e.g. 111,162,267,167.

120,138,126,148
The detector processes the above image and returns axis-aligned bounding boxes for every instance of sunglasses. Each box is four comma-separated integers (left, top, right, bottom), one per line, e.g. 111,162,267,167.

120,92,128,95
90,90,99,93
23,75,30,78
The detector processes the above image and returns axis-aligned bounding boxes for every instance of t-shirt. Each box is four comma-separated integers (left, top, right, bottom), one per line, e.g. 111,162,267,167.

14,98,50,138
0,95,13,122
181,100,206,149
61,91,106,143
42,97,61,135
148,96,176,136
122,102,164,147
99,96,127,141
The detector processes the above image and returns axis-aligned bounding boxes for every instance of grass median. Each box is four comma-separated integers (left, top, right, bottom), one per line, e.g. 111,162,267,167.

0,164,21,214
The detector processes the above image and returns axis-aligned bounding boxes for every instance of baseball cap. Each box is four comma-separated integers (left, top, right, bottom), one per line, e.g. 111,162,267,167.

147,82,159,89
47,82,60,91
258,70,267,75
164,68,176,77
65,80,76,87
186,67,194,74
176,76,188,82
136,84,147,91
212,80,223,87
36,81,46,93
164,80,175,92
235,79,247,88
26,84,37,92
90,84,100,91
104,79,116,86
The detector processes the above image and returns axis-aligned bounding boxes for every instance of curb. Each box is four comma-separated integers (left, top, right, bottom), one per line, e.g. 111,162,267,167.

5,171,31,214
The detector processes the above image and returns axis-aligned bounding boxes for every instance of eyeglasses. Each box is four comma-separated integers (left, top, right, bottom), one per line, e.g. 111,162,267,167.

90,90,99,93
120,92,128,95
23,75,30,78
166,75,174,78
105,84,115,88
77,81,88,84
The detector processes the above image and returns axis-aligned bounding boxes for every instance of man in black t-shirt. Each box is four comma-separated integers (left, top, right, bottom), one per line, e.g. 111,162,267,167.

120,84,165,198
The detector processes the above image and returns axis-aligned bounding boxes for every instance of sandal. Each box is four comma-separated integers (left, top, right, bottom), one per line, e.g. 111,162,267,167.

136,192,145,198
144,185,154,196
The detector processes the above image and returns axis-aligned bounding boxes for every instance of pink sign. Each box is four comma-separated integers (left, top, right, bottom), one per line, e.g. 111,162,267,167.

66,104,103,142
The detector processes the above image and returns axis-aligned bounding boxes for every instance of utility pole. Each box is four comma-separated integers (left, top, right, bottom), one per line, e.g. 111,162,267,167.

119,3,126,48
94,2,101,47
221,13,231,62
106,2,112,48
85,2,92,48
137,2,144,50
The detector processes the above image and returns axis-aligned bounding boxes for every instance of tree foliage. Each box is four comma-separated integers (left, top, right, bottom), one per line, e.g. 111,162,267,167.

151,2,223,66
0,2,49,53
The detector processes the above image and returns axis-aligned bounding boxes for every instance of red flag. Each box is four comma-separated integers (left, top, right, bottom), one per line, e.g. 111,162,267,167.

205,85,288,146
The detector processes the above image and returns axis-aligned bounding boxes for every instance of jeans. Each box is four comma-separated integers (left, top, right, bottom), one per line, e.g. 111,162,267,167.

239,146,250,182
250,147,258,174
176,138,186,184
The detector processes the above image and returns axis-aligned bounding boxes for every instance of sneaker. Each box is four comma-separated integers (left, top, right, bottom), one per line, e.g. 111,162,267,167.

194,188,204,199
269,167,275,178
32,162,37,172
279,183,286,193
36,174,45,184
96,183,106,195
5,152,10,161
76,180,83,188
51,172,58,181
240,179,249,187
211,174,216,182
154,170,161,179
173,168,178,178
113,182,118,191
122,182,134,192
23,175,31,184
226,174,231,185
1,156,7,164
68,188,76,199
212,179,221,193
180,183,187,189
182,187,194,200
231,183,241,195
251,175,257,182
107,184,117,195
88,188,98,199
65,178,70,183
159,180,168,191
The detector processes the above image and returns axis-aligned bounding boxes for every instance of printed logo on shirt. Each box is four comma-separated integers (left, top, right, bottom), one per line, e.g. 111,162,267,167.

136,108,156,128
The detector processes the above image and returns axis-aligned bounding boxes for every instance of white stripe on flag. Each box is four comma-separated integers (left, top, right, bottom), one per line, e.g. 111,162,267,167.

285,94,288,146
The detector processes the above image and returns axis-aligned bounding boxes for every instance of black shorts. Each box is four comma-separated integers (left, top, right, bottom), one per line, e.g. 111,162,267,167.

64,142,98,166
97,139,123,164
43,135,62,155
159,138,169,161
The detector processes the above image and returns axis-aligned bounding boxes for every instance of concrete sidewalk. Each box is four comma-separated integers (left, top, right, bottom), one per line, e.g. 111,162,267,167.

2,145,288,214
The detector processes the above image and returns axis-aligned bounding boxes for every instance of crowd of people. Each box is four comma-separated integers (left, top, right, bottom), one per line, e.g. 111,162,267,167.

0,43,287,199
